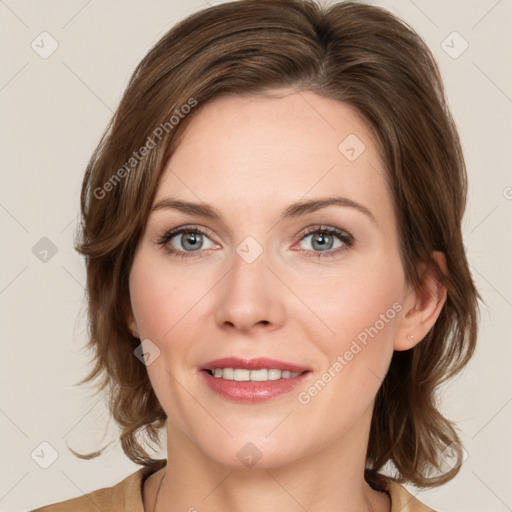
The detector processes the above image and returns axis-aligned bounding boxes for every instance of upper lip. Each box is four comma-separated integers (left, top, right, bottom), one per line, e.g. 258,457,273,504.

201,357,311,373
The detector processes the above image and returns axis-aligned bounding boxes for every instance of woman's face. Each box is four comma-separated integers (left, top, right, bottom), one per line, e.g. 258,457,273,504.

127,89,414,468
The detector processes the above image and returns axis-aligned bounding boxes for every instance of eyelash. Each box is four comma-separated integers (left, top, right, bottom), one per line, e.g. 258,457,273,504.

156,224,355,259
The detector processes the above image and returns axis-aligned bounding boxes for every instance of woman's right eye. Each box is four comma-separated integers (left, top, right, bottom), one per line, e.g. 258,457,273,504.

157,226,216,258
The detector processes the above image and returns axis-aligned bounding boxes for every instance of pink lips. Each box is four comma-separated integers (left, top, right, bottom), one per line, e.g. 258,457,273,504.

200,357,312,403
201,357,310,373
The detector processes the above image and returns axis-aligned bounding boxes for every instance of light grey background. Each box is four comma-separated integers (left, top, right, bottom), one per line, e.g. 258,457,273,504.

0,1,511,511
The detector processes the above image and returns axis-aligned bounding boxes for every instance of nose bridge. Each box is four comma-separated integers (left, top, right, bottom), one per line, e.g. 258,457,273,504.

215,236,284,331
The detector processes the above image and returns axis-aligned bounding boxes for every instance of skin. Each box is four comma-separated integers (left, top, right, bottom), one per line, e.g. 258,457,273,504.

126,89,447,512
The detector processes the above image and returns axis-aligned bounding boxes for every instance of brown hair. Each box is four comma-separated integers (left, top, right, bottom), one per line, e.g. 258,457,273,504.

73,0,481,489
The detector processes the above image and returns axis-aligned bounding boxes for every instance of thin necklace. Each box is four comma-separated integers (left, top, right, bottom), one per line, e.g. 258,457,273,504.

152,470,376,512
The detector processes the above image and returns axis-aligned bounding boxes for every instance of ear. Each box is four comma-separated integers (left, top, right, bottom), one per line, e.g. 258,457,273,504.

124,298,140,339
394,251,448,351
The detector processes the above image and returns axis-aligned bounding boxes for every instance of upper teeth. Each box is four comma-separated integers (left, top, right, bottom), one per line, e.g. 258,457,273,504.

211,368,301,381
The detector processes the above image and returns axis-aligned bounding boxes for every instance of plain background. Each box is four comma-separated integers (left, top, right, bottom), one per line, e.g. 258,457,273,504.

0,0,511,511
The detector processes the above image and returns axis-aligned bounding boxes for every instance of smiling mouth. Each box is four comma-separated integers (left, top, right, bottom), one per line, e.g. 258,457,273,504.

204,368,307,381
200,366,311,403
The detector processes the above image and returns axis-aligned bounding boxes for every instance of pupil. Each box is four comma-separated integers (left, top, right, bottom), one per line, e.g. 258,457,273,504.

184,232,201,250
314,233,331,250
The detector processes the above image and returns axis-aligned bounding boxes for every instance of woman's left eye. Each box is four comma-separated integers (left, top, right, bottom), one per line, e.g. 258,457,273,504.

297,225,354,258
157,224,354,259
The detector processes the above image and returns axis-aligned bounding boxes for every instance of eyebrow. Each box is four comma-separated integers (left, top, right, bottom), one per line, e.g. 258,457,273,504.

151,196,377,225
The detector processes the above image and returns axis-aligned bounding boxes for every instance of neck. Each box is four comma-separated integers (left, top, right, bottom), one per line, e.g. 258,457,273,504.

151,416,390,512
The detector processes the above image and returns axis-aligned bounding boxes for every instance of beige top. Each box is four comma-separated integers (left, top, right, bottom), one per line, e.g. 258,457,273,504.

30,459,436,512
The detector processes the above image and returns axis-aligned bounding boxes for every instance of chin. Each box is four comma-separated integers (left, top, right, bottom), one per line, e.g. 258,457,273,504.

196,432,309,470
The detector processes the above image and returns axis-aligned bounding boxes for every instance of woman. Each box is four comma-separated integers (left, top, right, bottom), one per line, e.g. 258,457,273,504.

31,0,480,510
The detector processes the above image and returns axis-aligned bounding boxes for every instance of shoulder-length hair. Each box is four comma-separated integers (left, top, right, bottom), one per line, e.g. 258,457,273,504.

73,0,481,489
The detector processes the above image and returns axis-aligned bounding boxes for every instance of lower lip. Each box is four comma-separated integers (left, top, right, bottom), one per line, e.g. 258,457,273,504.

200,370,310,403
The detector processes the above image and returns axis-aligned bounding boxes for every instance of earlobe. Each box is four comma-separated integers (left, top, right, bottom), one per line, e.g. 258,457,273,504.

394,251,448,351
128,316,140,338
124,301,140,339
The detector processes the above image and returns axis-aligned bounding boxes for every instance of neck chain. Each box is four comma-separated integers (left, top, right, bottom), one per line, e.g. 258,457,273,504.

152,469,375,512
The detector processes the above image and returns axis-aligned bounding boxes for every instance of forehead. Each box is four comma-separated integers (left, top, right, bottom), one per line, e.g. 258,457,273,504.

156,90,392,224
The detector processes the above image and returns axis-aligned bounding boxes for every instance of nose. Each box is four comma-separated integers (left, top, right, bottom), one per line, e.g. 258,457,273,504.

214,245,286,334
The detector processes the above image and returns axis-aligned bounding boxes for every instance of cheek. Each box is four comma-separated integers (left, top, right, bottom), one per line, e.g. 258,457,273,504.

293,258,404,433
129,254,198,340
306,251,405,366
128,255,203,411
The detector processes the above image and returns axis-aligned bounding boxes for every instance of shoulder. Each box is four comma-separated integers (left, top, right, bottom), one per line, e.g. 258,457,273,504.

384,479,438,512
29,459,167,512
